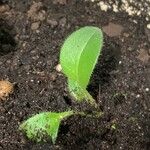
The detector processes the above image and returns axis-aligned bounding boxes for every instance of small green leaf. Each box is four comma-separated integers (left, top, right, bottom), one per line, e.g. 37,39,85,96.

60,26,103,106
19,111,73,144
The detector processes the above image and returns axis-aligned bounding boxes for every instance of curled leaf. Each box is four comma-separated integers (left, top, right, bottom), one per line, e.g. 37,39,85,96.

19,111,73,143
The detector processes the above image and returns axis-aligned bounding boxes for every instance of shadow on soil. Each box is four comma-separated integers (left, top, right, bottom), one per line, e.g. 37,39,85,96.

88,36,121,97
0,19,16,56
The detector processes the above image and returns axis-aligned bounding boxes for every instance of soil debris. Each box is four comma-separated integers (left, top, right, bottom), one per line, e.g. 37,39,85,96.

0,4,10,13
31,21,40,30
27,1,46,22
0,80,14,101
102,22,124,37
88,0,150,21
47,18,58,28
147,24,150,29
137,49,150,63
55,64,62,72
59,17,67,27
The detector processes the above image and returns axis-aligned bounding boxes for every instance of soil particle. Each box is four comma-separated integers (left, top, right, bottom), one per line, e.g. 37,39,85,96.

27,1,46,22
31,21,40,30
55,64,62,72
0,80,14,100
89,0,150,21
0,4,10,13
98,1,109,12
147,24,150,29
59,17,67,27
102,22,124,37
137,49,150,64
47,18,58,28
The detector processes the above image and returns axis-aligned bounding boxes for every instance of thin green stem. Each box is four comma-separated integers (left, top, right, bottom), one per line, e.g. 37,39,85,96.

68,79,98,107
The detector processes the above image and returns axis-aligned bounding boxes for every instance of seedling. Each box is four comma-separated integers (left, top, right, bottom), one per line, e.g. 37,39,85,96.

19,26,104,144
60,26,103,106
19,110,103,143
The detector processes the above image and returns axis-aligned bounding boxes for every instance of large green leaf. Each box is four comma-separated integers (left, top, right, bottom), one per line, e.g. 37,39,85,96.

60,26,103,105
19,111,73,144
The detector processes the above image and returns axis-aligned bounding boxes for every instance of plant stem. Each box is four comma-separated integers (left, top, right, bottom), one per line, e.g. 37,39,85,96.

68,79,98,107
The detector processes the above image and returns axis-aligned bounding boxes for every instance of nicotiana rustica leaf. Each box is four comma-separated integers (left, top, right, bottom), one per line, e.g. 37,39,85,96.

19,111,74,144
60,26,103,106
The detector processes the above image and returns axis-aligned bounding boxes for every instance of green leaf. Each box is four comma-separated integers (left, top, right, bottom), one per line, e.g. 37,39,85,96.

60,26,103,106
19,111,74,144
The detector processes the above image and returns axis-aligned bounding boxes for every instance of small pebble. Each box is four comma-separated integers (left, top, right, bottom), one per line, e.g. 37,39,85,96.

136,94,140,98
102,22,124,37
98,1,109,12
147,24,150,29
55,64,62,72
47,19,58,28
36,30,40,33
145,88,149,92
119,61,122,64
31,22,40,30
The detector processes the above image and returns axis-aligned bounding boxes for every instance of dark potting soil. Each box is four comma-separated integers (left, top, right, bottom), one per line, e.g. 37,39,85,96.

0,0,150,150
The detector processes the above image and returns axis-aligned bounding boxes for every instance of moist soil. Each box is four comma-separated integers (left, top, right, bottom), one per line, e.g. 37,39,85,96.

0,0,150,150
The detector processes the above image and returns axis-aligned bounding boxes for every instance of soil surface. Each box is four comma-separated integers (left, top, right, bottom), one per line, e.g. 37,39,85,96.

0,0,150,150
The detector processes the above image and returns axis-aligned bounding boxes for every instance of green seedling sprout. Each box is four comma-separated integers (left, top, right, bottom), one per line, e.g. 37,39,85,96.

60,26,103,106
19,26,104,144
19,111,103,144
